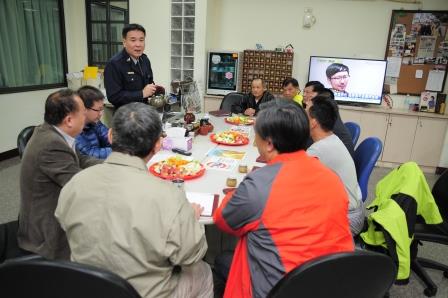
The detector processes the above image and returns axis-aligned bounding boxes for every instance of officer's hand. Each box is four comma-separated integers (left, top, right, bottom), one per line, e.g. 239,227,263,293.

143,84,157,98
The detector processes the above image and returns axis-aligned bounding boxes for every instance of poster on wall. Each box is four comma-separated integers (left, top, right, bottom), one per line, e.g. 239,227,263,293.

417,36,437,59
436,41,448,64
419,91,437,112
389,24,406,57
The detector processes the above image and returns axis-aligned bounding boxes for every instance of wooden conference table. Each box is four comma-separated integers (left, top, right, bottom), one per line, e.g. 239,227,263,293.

146,115,266,225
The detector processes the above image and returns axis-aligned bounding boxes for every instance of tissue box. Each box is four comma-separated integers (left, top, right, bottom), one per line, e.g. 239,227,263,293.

163,137,192,151
162,127,192,151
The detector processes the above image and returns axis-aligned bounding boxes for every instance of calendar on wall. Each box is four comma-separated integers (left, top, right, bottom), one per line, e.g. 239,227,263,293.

240,50,294,94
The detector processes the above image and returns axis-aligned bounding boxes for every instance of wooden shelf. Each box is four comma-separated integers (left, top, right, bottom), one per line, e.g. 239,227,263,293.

241,50,293,94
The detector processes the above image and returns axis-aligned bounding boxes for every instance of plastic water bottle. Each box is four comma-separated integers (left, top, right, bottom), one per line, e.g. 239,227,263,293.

404,94,411,110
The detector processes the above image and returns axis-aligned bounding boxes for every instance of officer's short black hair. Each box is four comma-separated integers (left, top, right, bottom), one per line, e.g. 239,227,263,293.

255,100,309,153
111,103,162,158
44,89,80,126
77,86,104,109
281,78,299,88
309,95,338,132
122,23,146,38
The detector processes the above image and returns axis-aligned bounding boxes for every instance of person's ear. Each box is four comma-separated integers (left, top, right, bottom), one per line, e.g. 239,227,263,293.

309,117,318,130
265,137,275,153
153,136,163,154
107,128,113,144
64,114,73,129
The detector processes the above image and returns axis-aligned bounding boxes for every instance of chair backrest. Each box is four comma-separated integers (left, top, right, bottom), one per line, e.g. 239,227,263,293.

0,220,22,263
344,122,361,147
354,137,383,202
0,256,141,298
17,126,36,159
267,250,396,298
432,169,448,222
219,92,245,112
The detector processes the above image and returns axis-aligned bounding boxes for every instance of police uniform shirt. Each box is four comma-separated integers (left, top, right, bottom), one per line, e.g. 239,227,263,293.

104,49,154,108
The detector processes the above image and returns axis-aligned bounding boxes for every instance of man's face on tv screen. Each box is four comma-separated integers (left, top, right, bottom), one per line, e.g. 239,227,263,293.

328,71,349,92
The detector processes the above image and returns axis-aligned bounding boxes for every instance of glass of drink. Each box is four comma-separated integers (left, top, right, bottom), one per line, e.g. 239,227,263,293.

172,178,185,191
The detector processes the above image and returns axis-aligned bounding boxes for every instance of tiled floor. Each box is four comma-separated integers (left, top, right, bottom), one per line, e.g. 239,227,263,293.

1,158,447,297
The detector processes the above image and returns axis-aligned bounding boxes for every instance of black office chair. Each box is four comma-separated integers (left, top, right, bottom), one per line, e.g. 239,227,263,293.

0,255,141,298
412,169,448,297
219,92,245,113
17,126,36,159
0,220,22,263
267,250,396,298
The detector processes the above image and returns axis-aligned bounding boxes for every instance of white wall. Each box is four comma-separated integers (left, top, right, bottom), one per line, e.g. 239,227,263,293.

130,0,171,88
64,0,88,72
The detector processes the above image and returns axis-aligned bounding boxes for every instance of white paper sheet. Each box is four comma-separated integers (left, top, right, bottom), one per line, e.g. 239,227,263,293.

186,192,216,217
415,69,423,79
389,84,398,94
386,57,402,78
425,70,445,91
417,36,437,59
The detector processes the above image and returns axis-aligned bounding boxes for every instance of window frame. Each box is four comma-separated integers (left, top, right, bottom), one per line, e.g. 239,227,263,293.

85,0,129,68
170,0,195,82
0,0,69,94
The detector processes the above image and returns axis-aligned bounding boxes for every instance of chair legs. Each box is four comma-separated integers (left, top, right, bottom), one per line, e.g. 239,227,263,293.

417,257,448,277
411,259,438,297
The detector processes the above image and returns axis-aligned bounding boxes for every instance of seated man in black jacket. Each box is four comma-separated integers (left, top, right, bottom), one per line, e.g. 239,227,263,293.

316,87,355,160
232,78,274,116
301,81,355,160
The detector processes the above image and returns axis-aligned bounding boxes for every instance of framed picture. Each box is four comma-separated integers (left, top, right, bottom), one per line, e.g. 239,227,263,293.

419,91,438,112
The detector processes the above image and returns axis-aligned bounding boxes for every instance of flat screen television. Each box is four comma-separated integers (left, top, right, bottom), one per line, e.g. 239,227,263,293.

308,56,387,105
206,50,240,95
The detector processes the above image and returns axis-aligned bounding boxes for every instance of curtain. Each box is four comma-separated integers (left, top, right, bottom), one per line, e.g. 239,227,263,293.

0,0,64,88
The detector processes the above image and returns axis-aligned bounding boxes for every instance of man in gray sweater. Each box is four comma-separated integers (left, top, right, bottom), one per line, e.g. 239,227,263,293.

306,95,365,235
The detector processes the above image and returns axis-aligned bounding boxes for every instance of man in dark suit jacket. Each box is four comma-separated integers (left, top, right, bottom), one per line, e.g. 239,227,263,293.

18,89,101,260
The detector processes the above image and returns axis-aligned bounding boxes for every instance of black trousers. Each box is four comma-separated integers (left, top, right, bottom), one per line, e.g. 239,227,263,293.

213,250,234,298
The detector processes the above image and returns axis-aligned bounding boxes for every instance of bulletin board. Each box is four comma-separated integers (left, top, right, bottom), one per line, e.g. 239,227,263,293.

385,10,448,95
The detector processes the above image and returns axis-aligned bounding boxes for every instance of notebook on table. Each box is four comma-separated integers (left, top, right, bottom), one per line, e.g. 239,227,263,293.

185,192,219,217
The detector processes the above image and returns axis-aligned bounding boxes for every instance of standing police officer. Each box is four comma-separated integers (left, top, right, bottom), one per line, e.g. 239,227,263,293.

104,23,157,108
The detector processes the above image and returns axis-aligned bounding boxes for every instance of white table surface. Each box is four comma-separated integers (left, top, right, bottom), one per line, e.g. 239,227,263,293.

147,115,265,224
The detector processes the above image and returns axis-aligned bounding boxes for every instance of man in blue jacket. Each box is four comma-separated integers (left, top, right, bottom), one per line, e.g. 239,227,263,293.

76,86,112,159
104,23,156,108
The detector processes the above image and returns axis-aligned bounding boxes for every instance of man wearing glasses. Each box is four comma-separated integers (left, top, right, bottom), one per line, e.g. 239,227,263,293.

76,86,112,159
326,63,350,97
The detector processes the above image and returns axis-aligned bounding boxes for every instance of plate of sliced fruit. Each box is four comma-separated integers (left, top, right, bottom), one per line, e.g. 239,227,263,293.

225,115,255,126
149,156,205,180
210,131,249,146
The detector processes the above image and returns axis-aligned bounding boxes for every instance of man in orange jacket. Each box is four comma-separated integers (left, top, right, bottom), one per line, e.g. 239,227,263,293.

213,100,354,297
